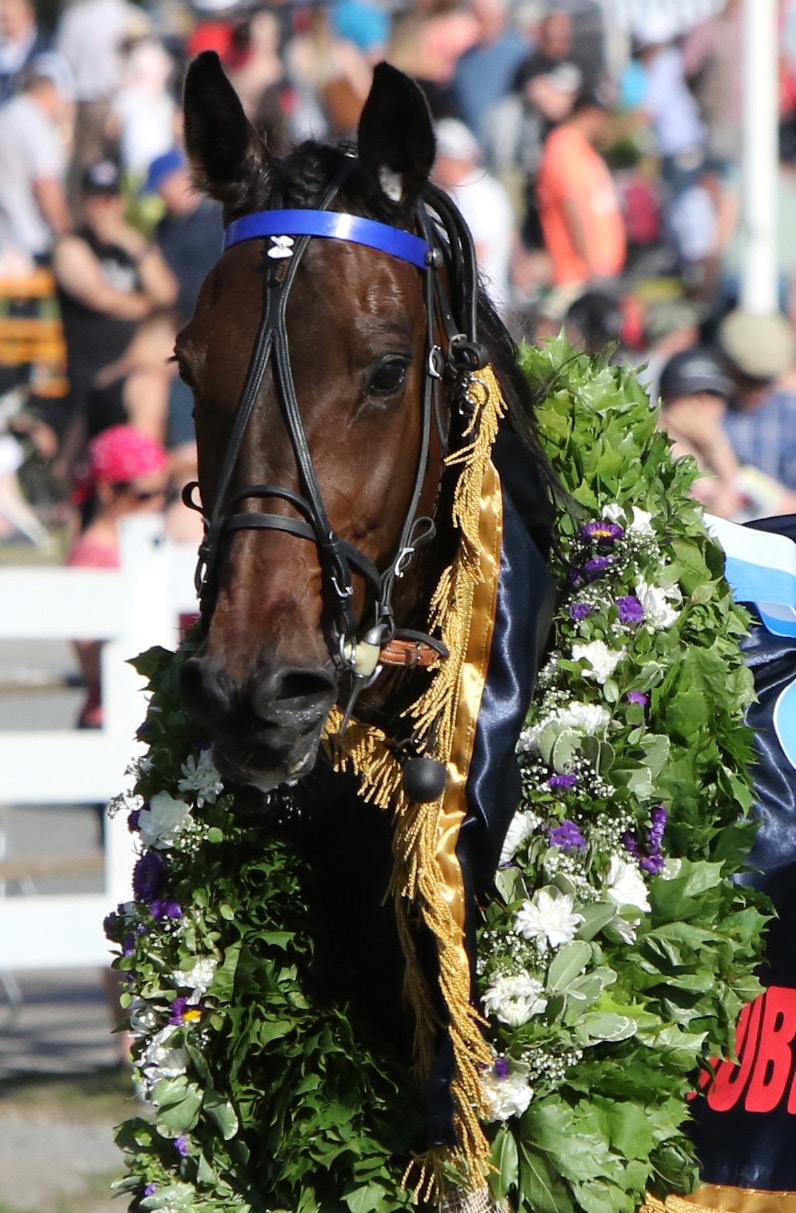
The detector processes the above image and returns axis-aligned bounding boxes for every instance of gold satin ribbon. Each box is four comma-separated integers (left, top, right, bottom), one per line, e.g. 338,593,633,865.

435,457,503,937
642,1186,796,1213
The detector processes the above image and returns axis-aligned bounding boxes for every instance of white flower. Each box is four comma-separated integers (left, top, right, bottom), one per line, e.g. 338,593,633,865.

483,973,548,1026
635,576,680,631
515,887,584,951
557,700,611,734
128,997,158,1038
606,855,651,914
178,749,225,807
173,956,218,1000
602,503,655,537
139,791,192,849
628,506,655,536
571,640,626,685
141,1026,188,1081
482,1060,534,1121
499,811,541,864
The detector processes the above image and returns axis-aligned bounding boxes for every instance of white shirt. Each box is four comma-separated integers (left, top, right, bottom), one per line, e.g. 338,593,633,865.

446,169,514,310
644,45,705,158
57,0,142,102
0,94,65,257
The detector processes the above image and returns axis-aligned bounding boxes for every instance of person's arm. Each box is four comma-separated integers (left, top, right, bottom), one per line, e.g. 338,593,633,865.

53,236,152,320
32,177,71,239
562,195,593,268
135,246,178,310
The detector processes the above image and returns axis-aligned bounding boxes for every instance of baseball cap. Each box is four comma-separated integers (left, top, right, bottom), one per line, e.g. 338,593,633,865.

82,160,122,196
144,148,187,195
434,118,481,164
659,348,734,402
718,309,796,382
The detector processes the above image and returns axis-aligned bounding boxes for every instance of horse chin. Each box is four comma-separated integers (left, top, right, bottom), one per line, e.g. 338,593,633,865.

212,741,320,795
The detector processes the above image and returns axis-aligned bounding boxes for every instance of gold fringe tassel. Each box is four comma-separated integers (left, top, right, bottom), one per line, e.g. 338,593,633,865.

325,366,507,1200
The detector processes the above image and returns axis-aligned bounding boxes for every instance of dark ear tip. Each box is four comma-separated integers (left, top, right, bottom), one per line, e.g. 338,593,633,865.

184,50,225,93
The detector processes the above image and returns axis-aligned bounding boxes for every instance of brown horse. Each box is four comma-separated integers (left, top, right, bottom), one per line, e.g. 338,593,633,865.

176,53,556,1199
177,53,553,797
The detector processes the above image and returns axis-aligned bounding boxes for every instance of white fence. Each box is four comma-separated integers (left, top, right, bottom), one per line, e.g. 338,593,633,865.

0,517,197,971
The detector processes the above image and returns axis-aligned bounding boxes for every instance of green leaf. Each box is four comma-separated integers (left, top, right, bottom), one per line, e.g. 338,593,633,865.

546,940,592,992
490,1128,518,1200
204,1092,239,1140
579,1013,637,1043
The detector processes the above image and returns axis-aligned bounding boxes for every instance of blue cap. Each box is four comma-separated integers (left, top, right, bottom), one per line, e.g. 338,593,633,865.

144,148,187,196
332,1,389,52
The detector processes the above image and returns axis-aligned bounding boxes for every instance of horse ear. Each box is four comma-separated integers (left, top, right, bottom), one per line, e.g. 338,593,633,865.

357,62,435,206
183,51,270,212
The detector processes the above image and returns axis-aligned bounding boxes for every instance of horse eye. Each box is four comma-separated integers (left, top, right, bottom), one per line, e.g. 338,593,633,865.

366,356,409,397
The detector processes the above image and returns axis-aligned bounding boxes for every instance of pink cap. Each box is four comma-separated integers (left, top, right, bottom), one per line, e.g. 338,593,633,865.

89,425,168,484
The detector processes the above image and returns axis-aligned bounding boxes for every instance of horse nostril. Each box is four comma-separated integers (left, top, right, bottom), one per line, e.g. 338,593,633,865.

251,665,336,730
180,657,232,720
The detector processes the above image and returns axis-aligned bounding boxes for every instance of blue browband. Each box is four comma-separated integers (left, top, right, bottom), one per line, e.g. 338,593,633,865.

223,208,431,271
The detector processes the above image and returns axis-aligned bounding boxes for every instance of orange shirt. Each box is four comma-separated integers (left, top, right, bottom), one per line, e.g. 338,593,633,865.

537,125,626,286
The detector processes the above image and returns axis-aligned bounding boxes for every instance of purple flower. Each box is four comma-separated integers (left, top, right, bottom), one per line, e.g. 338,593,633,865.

627,691,649,707
143,1183,158,1197
169,996,189,1026
548,772,579,792
150,899,183,921
127,809,141,833
581,520,624,545
493,1057,510,1079
122,933,137,958
174,1135,190,1157
132,851,166,904
624,805,668,874
569,601,594,622
579,555,619,582
548,819,586,852
617,595,645,625
622,829,641,860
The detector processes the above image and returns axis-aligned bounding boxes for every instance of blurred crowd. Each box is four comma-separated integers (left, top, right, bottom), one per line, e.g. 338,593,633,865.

3,0,796,649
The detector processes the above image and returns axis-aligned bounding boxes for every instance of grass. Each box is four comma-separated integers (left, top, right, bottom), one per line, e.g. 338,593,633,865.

0,1067,142,1213
0,1065,137,1123
0,1169,121,1213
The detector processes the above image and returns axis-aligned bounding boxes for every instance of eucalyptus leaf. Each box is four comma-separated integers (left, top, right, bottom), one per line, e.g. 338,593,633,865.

546,941,592,993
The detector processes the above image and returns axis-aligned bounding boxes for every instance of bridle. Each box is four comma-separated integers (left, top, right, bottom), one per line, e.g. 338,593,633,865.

183,158,488,721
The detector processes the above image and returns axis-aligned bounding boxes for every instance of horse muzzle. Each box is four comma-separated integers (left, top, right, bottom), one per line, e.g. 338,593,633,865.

180,657,337,792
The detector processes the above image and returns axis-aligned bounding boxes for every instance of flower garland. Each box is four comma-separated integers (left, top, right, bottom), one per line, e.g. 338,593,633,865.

108,338,767,1213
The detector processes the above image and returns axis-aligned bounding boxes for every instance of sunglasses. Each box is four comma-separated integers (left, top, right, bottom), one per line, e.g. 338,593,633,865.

112,481,168,503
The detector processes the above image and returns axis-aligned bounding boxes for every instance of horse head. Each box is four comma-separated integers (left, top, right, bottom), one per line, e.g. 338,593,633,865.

178,54,457,790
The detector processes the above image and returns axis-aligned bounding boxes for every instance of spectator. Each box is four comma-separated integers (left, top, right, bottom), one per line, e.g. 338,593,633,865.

564,289,623,355
68,423,168,727
452,0,528,144
659,346,744,518
536,88,626,297
107,37,178,181
144,146,221,516
487,10,580,245
0,0,50,103
720,309,796,495
0,53,73,263
433,117,514,309
56,0,149,186
637,29,706,213
146,149,222,328
52,160,176,458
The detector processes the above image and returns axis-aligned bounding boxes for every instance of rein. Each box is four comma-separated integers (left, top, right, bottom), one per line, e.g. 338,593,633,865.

184,162,488,727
